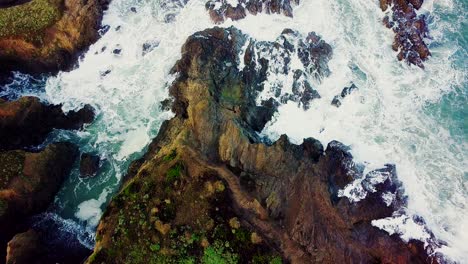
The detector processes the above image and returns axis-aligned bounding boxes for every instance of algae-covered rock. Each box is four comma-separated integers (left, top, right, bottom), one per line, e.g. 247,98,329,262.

88,27,436,263
0,0,108,73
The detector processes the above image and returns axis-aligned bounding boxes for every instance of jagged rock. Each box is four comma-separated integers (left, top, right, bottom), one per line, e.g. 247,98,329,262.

87,27,436,264
79,153,100,178
0,96,94,150
379,0,430,67
241,28,331,110
0,0,109,74
331,83,358,107
0,142,79,260
206,0,300,23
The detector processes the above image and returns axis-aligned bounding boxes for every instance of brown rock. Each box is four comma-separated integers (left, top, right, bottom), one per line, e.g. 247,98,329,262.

0,96,94,150
87,27,437,263
0,0,109,73
0,142,78,258
79,153,100,178
6,230,45,264
206,0,300,23
379,0,430,67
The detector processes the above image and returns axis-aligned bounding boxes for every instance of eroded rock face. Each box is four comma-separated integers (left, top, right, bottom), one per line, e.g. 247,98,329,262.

88,27,436,263
0,0,109,73
0,96,94,150
0,143,78,259
206,0,300,23
379,0,430,67
6,229,45,264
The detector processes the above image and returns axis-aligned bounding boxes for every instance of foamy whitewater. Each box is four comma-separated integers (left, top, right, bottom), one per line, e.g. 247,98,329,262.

1,0,466,263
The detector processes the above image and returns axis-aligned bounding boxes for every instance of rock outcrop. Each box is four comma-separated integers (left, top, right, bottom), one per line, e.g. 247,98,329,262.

80,153,101,178
0,96,94,150
6,229,45,264
206,0,300,23
0,0,109,73
87,27,436,263
0,142,79,260
379,0,430,67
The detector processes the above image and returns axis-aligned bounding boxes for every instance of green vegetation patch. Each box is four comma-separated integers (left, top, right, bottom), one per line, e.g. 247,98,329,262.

89,157,282,264
166,163,183,184
163,149,177,162
0,0,62,38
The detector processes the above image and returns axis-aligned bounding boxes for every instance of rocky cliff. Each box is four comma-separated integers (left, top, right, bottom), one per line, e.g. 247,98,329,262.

88,27,436,264
0,0,108,73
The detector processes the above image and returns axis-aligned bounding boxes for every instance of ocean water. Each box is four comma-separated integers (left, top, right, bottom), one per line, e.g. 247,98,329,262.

0,0,466,262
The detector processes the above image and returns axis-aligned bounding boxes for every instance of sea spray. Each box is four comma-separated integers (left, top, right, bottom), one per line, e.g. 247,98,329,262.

0,0,465,262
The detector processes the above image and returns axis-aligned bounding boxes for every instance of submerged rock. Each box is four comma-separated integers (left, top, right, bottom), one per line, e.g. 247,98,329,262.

0,96,95,150
331,83,358,107
379,0,430,67
0,0,109,74
87,27,436,263
79,153,100,178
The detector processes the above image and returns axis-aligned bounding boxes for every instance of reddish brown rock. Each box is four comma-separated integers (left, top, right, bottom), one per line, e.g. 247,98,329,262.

87,27,437,263
206,0,300,23
379,0,430,67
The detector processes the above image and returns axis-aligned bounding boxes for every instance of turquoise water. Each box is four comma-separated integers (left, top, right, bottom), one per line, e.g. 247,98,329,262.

0,0,466,262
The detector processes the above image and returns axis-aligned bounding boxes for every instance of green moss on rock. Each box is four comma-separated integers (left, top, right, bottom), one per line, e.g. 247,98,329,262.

0,0,62,38
0,150,25,189
89,157,282,264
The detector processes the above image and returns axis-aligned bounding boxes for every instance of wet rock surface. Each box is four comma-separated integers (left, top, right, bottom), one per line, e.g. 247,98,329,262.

331,83,358,107
87,27,436,263
0,96,94,150
379,0,430,67
242,28,332,110
206,0,300,23
80,153,101,178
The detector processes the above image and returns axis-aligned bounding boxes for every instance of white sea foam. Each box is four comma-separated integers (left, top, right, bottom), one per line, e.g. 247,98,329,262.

38,0,466,262
75,188,110,229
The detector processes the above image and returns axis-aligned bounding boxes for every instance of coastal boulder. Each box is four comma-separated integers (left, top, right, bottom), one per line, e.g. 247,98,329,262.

0,96,94,150
79,153,100,178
